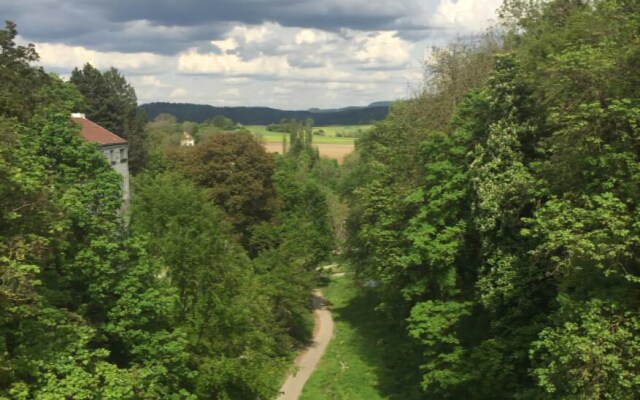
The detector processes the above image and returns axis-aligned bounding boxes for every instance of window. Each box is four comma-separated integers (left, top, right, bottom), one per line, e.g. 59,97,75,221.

120,148,127,162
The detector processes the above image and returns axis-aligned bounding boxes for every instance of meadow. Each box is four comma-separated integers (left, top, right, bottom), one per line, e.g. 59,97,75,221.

246,125,369,144
301,272,389,400
247,125,365,163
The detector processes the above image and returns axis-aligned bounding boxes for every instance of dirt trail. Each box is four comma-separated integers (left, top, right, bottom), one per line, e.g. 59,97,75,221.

277,290,334,400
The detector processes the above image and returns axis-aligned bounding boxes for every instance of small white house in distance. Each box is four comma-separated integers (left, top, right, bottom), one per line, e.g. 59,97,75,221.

71,113,130,205
181,131,195,146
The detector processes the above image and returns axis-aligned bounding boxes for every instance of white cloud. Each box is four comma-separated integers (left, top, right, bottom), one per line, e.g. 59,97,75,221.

220,88,240,97
178,21,416,85
432,0,501,31
326,82,376,91
352,31,413,68
6,0,510,110
294,28,333,45
170,87,187,98
23,9,468,109
273,87,293,95
229,24,274,43
139,75,170,87
179,47,353,82
224,77,251,84
178,49,290,76
33,41,166,71
211,37,238,52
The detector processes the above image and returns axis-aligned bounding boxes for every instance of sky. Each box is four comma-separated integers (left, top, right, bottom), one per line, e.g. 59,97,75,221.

3,0,502,110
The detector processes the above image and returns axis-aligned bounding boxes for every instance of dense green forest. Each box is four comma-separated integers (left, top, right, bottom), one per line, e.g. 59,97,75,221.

341,0,640,398
139,102,390,126
2,0,640,398
0,21,338,399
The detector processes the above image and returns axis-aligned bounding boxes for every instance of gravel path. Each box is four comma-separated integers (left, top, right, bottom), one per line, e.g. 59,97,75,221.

277,290,334,400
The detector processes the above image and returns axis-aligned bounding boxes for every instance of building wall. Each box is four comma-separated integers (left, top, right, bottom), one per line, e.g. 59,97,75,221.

101,143,130,205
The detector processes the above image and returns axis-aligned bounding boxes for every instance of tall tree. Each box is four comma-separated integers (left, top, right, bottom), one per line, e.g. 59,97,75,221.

70,64,148,173
0,21,47,121
1,23,192,398
131,172,288,399
167,131,279,252
343,1,640,398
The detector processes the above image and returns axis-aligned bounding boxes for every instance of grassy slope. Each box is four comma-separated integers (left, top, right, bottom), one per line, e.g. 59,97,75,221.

246,125,360,145
301,274,388,400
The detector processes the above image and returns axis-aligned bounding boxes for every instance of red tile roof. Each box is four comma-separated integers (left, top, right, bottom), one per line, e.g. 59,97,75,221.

72,117,127,145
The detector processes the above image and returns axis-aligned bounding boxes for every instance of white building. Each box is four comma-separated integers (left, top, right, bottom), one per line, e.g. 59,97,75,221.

71,113,130,205
181,131,195,146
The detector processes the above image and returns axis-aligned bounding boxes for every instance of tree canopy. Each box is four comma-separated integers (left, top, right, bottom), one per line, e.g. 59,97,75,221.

342,1,640,398
0,21,335,399
70,63,148,173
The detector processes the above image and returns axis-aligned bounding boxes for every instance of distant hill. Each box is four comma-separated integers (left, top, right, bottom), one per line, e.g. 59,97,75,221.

367,101,393,108
139,102,392,125
305,102,391,114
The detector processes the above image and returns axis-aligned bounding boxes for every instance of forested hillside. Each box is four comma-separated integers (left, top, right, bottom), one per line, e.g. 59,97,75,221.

139,102,390,125
341,1,640,398
0,21,339,399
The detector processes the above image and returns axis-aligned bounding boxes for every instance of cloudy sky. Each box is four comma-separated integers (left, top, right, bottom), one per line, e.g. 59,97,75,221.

4,0,502,109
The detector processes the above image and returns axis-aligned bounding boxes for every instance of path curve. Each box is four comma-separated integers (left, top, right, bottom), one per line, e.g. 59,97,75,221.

277,290,334,400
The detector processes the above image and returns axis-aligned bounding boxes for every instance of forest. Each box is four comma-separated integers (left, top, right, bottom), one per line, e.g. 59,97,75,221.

339,0,640,398
138,102,390,126
2,0,640,398
0,21,337,399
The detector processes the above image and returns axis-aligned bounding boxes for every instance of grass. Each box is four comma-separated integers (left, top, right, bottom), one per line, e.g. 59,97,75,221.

300,273,389,400
314,125,372,138
246,125,361,145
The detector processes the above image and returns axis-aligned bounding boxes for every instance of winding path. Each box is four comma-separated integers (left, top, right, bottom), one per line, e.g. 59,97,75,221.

277,290,334,400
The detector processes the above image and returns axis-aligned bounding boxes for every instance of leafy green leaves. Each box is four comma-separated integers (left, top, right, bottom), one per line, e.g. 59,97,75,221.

408,300,472,394
531,296,640,399
343,2,640,398
70,64,148,173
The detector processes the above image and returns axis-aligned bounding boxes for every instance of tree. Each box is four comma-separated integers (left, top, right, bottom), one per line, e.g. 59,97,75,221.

70,64,148,173
342,1,640,398
1,111,193,398
205,115,235,130
0,21,47,121
168,132,279,252
131,172,287,399
0,23,193,397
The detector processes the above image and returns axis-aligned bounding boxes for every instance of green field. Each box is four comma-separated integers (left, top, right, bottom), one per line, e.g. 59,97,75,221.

246,125,366,145
314,125,373,138
301,273,388,400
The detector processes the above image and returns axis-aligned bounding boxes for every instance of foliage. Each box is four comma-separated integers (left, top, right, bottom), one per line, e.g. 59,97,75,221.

530,296,640,399
131,172,289,399
140,102,390,125
0,105,190,397
167,131,279,252
70,63,148,173
0,22,335,399
0,21,47,122
205,115,236,130
301,275,390,400
342,1,640,398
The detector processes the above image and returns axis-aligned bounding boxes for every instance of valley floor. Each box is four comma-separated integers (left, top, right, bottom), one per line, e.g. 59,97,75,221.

300,274,389,400
278,291,334,400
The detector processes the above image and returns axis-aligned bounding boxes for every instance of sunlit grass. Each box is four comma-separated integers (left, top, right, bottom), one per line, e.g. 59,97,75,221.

301,274,389,400
246,125,360,145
